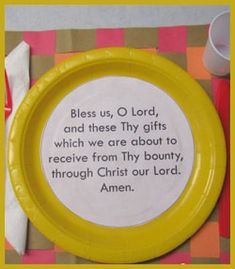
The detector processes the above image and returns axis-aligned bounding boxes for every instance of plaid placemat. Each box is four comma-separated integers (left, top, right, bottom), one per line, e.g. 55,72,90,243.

5,26,230,264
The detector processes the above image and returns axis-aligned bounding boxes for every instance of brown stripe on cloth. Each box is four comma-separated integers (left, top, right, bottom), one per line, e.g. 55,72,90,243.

220,237,230,253
55,252,77,264
30,55,54,80
27,223,54,249
56,29,96,53
5,250,21,264
196,80,213,99
187,25,208,47
5,31,23,56
158,52,187,71
124,28,158,48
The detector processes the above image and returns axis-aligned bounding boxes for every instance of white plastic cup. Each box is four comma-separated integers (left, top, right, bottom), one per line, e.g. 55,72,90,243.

203,11,230,76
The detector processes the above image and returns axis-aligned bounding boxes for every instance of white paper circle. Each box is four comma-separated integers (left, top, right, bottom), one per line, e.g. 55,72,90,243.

41,76,194,227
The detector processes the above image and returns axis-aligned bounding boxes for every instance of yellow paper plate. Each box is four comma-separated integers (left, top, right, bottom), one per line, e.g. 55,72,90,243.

8,48,226,263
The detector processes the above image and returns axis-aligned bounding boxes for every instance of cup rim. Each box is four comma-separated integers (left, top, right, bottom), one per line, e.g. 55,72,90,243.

209,10,230,61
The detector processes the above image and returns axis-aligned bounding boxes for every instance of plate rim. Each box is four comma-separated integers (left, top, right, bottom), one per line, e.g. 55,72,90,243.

8,47,226,263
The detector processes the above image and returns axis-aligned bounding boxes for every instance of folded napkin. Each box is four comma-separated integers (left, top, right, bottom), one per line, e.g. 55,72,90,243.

5,41,30,255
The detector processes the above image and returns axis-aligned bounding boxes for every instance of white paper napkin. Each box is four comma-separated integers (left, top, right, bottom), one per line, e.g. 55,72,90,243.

5,41,30,255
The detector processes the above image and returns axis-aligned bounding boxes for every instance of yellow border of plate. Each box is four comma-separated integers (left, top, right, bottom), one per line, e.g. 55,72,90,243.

8,48,226,263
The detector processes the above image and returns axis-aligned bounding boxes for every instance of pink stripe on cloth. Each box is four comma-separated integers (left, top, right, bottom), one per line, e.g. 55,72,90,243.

30,79,37,88
220,253,230,264
96,28,124,48
21,250,55,264
160,252,191,264
212,78,230,238
158,26,187,53
23,31,56,55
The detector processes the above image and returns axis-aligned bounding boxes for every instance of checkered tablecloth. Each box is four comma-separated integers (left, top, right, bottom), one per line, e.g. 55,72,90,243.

5,25,230,264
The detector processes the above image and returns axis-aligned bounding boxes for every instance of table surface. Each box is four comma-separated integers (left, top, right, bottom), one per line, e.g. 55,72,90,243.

5,5,229,31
